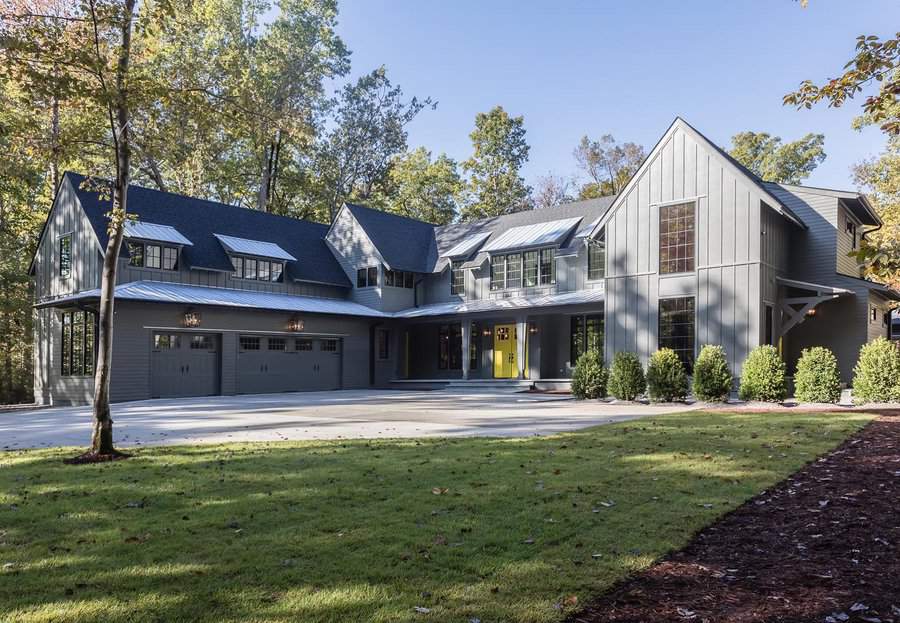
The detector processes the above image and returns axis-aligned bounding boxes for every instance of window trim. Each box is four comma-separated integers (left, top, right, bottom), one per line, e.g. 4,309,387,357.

61,310,96,377
230,254,283,282
58,233,72,279
357,265,379,289
450,264,465,296
490,248,556,291
658,201,696,275
658,296,696,372
127,241,180,272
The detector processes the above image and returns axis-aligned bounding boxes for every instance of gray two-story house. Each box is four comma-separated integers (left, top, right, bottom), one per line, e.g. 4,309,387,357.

30,118,897,405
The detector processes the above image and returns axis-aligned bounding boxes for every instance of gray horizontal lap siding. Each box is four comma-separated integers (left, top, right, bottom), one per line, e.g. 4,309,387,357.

325,208,385,310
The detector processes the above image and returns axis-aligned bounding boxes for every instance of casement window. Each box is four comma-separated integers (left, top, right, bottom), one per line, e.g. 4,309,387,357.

384,266,416,289
128,242,144,267
268,337,286,351
59,234,72,278
587,228,606,281
570,312,604,364
232,256,243,278
367,266,378,287
244,258,257,280
506,253,522,289
162,246,179,271
847,220,858,250
523,250,538,287
146,244,162,269
377,329,390,360
450,265,465,295
490,255,506,291
321,339,338,352
296,338,313,351
228,255,284,282
271,262,283,282
189,335,212,350
357,266,380,288
61,310,96,377
258,260,270,282
438,323,462,370
871,306,879,322
659,297,696,371
153,334,180,350
539,248,556,285
239,336,260,351
659,202,695,274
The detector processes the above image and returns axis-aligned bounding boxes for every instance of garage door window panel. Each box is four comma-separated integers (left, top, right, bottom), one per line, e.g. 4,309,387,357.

240,336,260,351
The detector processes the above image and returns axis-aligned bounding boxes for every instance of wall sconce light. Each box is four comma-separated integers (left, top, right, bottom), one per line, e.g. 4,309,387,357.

183,308,201,328
528,324,539,335
287,316,305,332
806,308,817,318
482,328,492,337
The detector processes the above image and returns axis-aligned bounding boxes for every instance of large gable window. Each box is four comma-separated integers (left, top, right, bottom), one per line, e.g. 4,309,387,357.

659,202,695,274
659,297,695,372
587,228,605,281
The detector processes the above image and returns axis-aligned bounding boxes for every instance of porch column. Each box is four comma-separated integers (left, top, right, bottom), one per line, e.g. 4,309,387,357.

461,321,470,380
516,316,527,380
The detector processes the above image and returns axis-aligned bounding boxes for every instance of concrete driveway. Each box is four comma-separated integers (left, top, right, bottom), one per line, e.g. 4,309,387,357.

1,389,700,450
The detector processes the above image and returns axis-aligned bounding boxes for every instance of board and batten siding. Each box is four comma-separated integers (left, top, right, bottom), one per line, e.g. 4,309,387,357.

325,207,386,310
836,204,863,279
602,120,772,375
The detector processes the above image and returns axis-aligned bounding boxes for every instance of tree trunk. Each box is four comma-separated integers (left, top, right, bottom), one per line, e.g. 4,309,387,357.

257,141,270,212
141,157,167,192
268,130,282,209
90,0,135,455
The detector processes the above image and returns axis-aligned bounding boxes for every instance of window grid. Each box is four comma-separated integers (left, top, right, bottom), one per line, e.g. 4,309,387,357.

659,297,696,372
506,253,522,289
61,311,96,377
659,202,695,274
146,244,162,269
523,250,538,287
490,256,506,291
570,312,604,364
377,329,390,360
296,338,313,351
450,265,465,295
539,248,556,285
162,246,178,271
190,335,213,350
321,339,338,352
367,266,378,287
59,235,72,278
588,229,605,281
268,337,286,351
239,336,260,351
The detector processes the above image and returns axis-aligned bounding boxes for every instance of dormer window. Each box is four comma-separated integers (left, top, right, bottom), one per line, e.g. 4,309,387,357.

127,241,178,271
384,265,415,289
230,255,283,282
846,220,858,250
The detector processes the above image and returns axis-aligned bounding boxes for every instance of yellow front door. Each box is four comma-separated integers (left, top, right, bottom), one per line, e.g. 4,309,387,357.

493,324,519,378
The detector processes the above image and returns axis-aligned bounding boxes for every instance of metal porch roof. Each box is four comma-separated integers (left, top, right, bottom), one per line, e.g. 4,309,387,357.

124,221,193,246
392,288,605,319
213,234,297,262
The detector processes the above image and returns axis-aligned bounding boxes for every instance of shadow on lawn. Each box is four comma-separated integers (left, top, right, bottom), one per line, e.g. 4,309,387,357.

0,411,871,623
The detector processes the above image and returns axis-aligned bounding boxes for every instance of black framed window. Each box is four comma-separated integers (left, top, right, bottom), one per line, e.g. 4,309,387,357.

539,248,556,285
490,256,505,291
569,311,604,364
146,244,162,269
385,267,395,287
765,304,774,346
437,323,462,370
659,297,696,371
847,220,858,250
59,234,72,278
506,253,522,289
377,329,390,360
162,247,179,271
271,262,283,282
60,310,96,376
357,268,367,287
239,336,260,351
296,338,313,351
588,229,605,281
244,258,257,280
268,337,286,351
523,250,538,287
470,322,479,370
258,260,270,282
190,335,213,350
451,265,465,295
321,339,338,352
404,271,414,288
232,256,243,278
659,202,695,274
367,266,378,287
128,242,144,267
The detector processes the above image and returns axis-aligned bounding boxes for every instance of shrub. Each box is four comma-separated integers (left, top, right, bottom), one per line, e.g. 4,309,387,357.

692,345,733,401
571,350,608,400
738,345,787,402
794,347,842,403
852,337,900,404
645,348,689,402
607,351,646,401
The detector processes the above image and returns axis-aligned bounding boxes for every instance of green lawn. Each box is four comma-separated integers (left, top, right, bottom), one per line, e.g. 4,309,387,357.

0,411,872,623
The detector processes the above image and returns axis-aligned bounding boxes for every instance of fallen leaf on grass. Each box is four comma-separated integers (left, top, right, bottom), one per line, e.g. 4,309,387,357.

431,487,448,495
414,606,431,614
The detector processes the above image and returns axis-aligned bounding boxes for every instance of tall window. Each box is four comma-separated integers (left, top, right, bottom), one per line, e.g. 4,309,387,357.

377,329,390,360
659,202,695,274
570,312,604,364
539,248,556,285
162,247,179,271
847,220,858,250
60,310,96,376
523,250,538,287
470,322,479,370
146,244,162,269
232,256,243,278
659,297,696,371
506,253,522,288
258,260,270,282
128,242,179,271
450,265,465,295
588,229,605,281
490,255,506,291
438,323,462,370
765,304,774,346
128,242,144,267
59,234,72,278
367,266,378,287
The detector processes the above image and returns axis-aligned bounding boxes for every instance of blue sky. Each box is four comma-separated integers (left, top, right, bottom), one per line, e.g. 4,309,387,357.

331,0,898,191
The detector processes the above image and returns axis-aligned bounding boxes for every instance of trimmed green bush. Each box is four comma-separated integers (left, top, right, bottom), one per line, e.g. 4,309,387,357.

645,348,688,402
571,350,608,400
739,345,787,402
852,337,900,404
794,347,841,403
692,345,733,401
607,351,646,401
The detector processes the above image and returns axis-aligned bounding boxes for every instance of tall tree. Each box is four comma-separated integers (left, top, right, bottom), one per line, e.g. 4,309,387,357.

373,147,461,225
573,134,644,198
532,172,575,210
728,131,826,184
311,67,433,221
461,106,531,221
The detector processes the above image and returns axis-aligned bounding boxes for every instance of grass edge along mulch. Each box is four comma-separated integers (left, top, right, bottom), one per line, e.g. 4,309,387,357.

568,413,900,623
0,410,875,623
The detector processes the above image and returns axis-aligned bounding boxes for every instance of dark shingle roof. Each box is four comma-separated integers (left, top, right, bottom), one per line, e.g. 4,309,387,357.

344,203,438,273
67,172,350,287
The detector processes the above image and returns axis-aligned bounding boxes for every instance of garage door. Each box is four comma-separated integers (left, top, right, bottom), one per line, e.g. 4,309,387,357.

150,332,221,398
236,335,341,394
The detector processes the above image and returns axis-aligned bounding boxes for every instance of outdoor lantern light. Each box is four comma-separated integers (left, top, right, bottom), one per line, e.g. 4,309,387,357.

528,324,538,335
287,316,305,332
482,328,492,337
183,308,201,327
806,308,817,318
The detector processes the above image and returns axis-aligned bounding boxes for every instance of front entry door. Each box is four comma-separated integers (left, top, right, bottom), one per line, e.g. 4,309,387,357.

493,324,518,378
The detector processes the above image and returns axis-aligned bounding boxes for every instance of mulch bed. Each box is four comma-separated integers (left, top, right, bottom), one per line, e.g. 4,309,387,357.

63,450,131,464
569,415,900,623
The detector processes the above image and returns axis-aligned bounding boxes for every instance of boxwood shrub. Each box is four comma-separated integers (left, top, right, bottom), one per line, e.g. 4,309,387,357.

692,345,733,402
645,348,688,402
607,351,645,401
571,350,607,400
738,345,787,402
794,346,841,403
852,337,900,404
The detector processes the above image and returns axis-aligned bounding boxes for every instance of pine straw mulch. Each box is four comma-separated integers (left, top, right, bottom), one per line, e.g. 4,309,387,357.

569,413,900,623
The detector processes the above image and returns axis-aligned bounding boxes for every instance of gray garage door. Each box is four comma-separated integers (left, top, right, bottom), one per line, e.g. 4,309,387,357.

150,332,221,398
236,335,341,394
